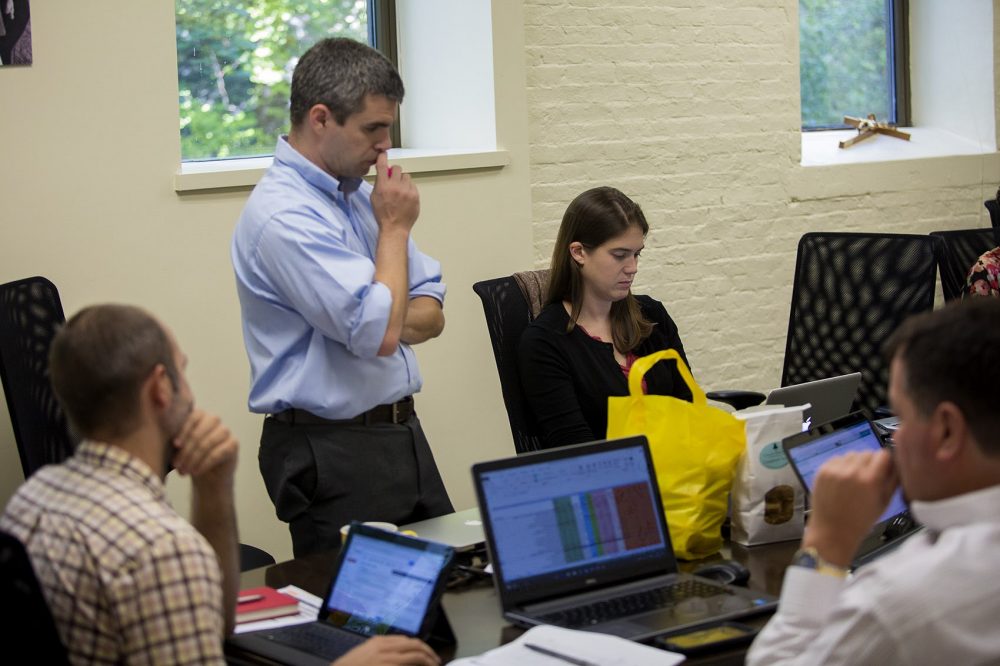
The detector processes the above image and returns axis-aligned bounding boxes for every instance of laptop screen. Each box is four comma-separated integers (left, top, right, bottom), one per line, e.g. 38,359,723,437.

784,416,907,524
321,528,454,636
474,438,673,601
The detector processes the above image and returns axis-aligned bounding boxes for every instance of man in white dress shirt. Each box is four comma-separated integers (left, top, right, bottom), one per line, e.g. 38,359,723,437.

747,298,1000,665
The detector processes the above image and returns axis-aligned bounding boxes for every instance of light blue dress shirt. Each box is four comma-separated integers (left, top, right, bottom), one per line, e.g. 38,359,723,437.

232,137,446,419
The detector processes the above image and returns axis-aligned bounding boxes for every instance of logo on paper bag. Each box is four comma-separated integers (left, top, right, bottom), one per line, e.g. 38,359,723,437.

764,485,795,525
759,442,788,470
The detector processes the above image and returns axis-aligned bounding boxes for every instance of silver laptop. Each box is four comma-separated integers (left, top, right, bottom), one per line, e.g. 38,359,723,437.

471,436,777,642
401,507,484,553
765,372,862,427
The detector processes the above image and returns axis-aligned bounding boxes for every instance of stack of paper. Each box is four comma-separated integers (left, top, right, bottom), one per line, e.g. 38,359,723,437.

450,624,685,666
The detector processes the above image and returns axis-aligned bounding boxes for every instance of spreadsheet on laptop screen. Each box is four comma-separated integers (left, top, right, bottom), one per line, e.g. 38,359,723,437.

477,444,669,584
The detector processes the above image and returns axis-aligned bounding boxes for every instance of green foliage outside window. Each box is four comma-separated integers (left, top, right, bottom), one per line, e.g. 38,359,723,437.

799,0,893,129
176,0,368,161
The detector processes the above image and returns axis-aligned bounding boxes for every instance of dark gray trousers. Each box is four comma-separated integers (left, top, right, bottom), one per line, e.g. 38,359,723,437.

259,413,453,557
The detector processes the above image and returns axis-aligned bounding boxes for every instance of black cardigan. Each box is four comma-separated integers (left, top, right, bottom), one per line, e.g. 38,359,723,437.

517,295,692,449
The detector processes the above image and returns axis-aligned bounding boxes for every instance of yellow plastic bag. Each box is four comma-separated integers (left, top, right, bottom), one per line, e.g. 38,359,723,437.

606,349,745,560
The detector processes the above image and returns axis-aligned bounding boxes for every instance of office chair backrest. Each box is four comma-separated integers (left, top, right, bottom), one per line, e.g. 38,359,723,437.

985,197,1000,229
472,270,550,454
0,531,70,664
239,543,276,572
781,233,937,416
930,228,1000,302
0,277,76,478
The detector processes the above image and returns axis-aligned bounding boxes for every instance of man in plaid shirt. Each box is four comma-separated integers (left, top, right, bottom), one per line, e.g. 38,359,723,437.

0,304,240,663
0,304,440,666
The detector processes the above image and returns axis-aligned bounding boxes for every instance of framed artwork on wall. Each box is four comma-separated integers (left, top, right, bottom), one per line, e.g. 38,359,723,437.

0,0,31,66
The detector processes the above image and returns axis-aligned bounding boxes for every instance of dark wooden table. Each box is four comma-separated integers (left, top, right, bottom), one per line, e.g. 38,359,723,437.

235,538,798,665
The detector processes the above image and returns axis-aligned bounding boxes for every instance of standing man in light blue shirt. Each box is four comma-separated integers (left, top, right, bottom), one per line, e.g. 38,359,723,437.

232,37,453,557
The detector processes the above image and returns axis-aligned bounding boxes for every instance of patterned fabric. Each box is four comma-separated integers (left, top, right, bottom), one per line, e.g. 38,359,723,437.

512,269,551,319
0,441,224,665
965,246,1000,297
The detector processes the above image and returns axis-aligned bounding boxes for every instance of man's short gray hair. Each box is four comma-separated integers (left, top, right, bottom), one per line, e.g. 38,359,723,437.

290,37,404,127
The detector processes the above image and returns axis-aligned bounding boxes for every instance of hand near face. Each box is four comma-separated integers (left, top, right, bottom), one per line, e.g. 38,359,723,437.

171,408,239,486
371,151,420,235
802,449,899,567
331,636,440,666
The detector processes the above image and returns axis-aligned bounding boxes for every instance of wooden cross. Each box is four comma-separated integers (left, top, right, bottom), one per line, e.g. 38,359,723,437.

838,114,911,149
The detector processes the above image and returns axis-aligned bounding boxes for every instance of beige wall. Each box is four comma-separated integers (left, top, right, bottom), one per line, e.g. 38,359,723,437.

1,1,998,563
0,2,532,562
524,0,1000,397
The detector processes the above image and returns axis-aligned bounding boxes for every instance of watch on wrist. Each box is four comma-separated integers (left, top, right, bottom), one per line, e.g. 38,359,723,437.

791,546,849,578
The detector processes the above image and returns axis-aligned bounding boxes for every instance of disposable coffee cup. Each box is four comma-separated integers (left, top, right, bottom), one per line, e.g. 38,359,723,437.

339,521,398,544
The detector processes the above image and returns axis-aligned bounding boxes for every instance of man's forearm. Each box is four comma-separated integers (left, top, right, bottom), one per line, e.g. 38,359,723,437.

374,228,410,356
191,480,239,635
400,296,444,345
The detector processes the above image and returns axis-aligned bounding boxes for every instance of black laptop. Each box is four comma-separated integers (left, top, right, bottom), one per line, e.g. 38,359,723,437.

782,411,921,568
471,436,777,642
226,523,455,665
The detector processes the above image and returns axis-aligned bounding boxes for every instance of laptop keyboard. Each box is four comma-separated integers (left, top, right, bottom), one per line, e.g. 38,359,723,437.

264,623,367,660
538,579,733,628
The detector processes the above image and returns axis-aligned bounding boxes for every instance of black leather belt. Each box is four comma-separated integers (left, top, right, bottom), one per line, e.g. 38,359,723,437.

269,396,414,426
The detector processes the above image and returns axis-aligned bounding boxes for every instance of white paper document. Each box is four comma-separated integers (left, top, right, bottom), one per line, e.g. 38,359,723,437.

449,624,685,666
232,585,322,634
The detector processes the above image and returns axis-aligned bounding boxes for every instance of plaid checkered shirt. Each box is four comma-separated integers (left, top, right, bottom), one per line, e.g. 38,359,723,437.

0,440,224,665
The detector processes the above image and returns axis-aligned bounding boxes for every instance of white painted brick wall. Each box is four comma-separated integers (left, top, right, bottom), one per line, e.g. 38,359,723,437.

523,0,994,395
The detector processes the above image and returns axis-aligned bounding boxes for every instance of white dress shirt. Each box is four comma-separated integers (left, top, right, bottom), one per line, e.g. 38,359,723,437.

746,484,1000,665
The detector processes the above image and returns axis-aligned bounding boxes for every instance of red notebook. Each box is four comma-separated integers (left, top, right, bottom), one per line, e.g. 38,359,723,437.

235,586,300,624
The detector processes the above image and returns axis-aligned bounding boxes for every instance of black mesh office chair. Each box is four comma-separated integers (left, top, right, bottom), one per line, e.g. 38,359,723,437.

780,232,937,416
930,228,1000,302
0,531,70,664
0,277,276,571
240,543,277,571
985,196,1000,229
0,277,77,477
472,271,549,454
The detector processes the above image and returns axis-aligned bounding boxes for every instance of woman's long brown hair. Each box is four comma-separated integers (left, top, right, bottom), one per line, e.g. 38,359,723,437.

546,186,653,352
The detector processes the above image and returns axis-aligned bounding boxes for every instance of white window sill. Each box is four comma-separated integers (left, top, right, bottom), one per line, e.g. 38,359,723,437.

801,127,995,167
790,128,1000,202
173,148,510,193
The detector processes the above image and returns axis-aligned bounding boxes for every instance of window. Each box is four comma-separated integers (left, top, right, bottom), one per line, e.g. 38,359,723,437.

175,0,395,161
799,0,909,130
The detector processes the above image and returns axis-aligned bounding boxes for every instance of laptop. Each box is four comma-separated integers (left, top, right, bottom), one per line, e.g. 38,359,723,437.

765,372,862,428
401,507,485,553
227,523,456,665
471,436,778,642
782,411,921,568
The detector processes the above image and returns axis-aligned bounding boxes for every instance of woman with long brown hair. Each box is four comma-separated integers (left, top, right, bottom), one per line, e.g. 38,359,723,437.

518,186,693,449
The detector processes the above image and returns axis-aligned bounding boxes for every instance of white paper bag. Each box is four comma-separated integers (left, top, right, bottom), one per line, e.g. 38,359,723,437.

730,404,808,546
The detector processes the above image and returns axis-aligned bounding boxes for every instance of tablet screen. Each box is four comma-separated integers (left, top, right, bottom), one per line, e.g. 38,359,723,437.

785,418,907,524
323,528,454,636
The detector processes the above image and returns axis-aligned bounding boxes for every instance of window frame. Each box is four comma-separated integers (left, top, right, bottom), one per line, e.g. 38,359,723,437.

800,0,910,132
176,0,398,163
887,0,910,127
369,0,401,150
